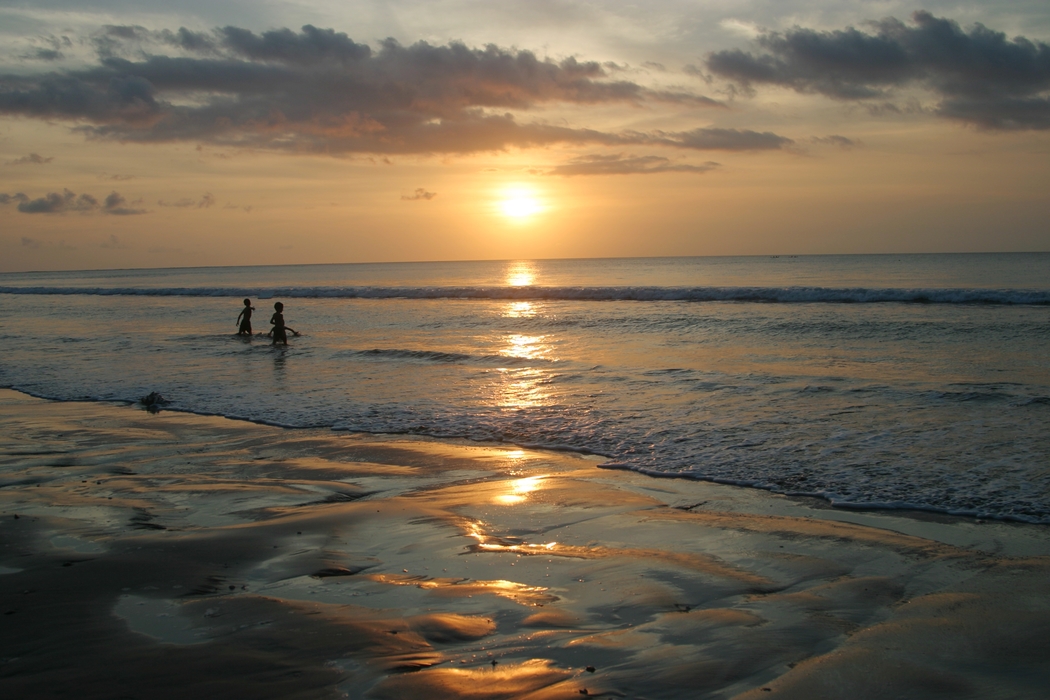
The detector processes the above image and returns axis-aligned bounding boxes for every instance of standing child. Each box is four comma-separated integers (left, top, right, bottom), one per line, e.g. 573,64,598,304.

236,298,255,335
269,302,299,345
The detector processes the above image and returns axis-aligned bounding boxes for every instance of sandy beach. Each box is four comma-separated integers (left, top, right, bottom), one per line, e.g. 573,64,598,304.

1,387,1048,699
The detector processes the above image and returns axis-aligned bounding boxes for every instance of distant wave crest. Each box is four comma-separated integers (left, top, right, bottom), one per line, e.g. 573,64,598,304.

344,348,546,366
2,285,1049,305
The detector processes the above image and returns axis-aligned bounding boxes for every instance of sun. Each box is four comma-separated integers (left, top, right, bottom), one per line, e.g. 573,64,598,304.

498,185,543,221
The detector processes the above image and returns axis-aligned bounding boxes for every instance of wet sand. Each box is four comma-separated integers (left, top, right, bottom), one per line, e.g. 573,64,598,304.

1,388,1048,699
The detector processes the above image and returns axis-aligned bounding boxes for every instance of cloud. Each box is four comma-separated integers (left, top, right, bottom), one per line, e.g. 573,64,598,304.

2,188,145,214
5,153,53,165
706,11,1050,130
21,236,41,249
0,24,748,156
22,48,64,62
548,153,720,176
16,189,98,213
810,135,859,149
157,192,215,208
655,127,791,150
402,188,436,200
103,191,147,215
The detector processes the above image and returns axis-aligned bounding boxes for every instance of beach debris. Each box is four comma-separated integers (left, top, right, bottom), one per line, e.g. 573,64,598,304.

586,666,596,673
139,392,170,412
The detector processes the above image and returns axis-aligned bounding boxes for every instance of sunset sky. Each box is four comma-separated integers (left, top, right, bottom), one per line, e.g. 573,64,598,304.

1,0,1048,271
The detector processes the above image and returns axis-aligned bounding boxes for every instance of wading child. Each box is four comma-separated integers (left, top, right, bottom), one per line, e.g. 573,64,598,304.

236,298,255,335
269,302,299,345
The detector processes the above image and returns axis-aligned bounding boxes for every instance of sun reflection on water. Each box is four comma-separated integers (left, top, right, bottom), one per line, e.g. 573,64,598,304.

494,475,546,505
504,301,536,318
503,334,547,360
495,368,549,410
505,261,536,287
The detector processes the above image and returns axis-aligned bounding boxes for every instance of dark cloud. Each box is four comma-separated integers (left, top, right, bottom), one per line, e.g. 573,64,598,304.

548,153,720,176
0,24,748,156
103,191,147,215
16,189,98,213
6,153,54,165
218,25,372,64
402,188,436,200
23,48,64,62
655,127,792,150
706,11,1050,130
3,188,144,214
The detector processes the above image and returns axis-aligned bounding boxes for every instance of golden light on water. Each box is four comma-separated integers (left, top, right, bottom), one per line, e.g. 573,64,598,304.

503,334,547,361
504,301,536,318
495,475,546,505
504,261,536,287
492,320,554,411
496,367,550,410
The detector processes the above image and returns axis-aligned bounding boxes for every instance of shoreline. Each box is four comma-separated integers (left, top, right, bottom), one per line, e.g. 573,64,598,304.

1,388,1049,698
4,385,1046,528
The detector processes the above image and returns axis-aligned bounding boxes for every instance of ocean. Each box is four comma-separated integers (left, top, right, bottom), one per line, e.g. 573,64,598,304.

2,253,1048,522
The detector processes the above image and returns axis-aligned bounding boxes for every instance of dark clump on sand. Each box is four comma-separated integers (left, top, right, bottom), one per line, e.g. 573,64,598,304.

139,391,170,413
1,389,1049,699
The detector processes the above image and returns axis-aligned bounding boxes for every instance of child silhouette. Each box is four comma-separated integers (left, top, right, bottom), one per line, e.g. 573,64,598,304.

236,298,255,335
269,302,300,345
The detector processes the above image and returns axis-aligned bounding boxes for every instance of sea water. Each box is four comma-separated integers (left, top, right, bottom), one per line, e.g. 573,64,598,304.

2,254,1048,522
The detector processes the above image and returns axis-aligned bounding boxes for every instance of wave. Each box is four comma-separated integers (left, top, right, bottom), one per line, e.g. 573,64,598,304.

2,284,1050,305
343,348,549,366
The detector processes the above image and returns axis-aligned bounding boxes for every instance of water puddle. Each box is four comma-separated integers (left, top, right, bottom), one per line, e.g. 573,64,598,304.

113,595,208,645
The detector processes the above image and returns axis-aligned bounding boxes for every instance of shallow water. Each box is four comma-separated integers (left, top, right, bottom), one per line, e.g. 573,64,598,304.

2,254,1049,521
